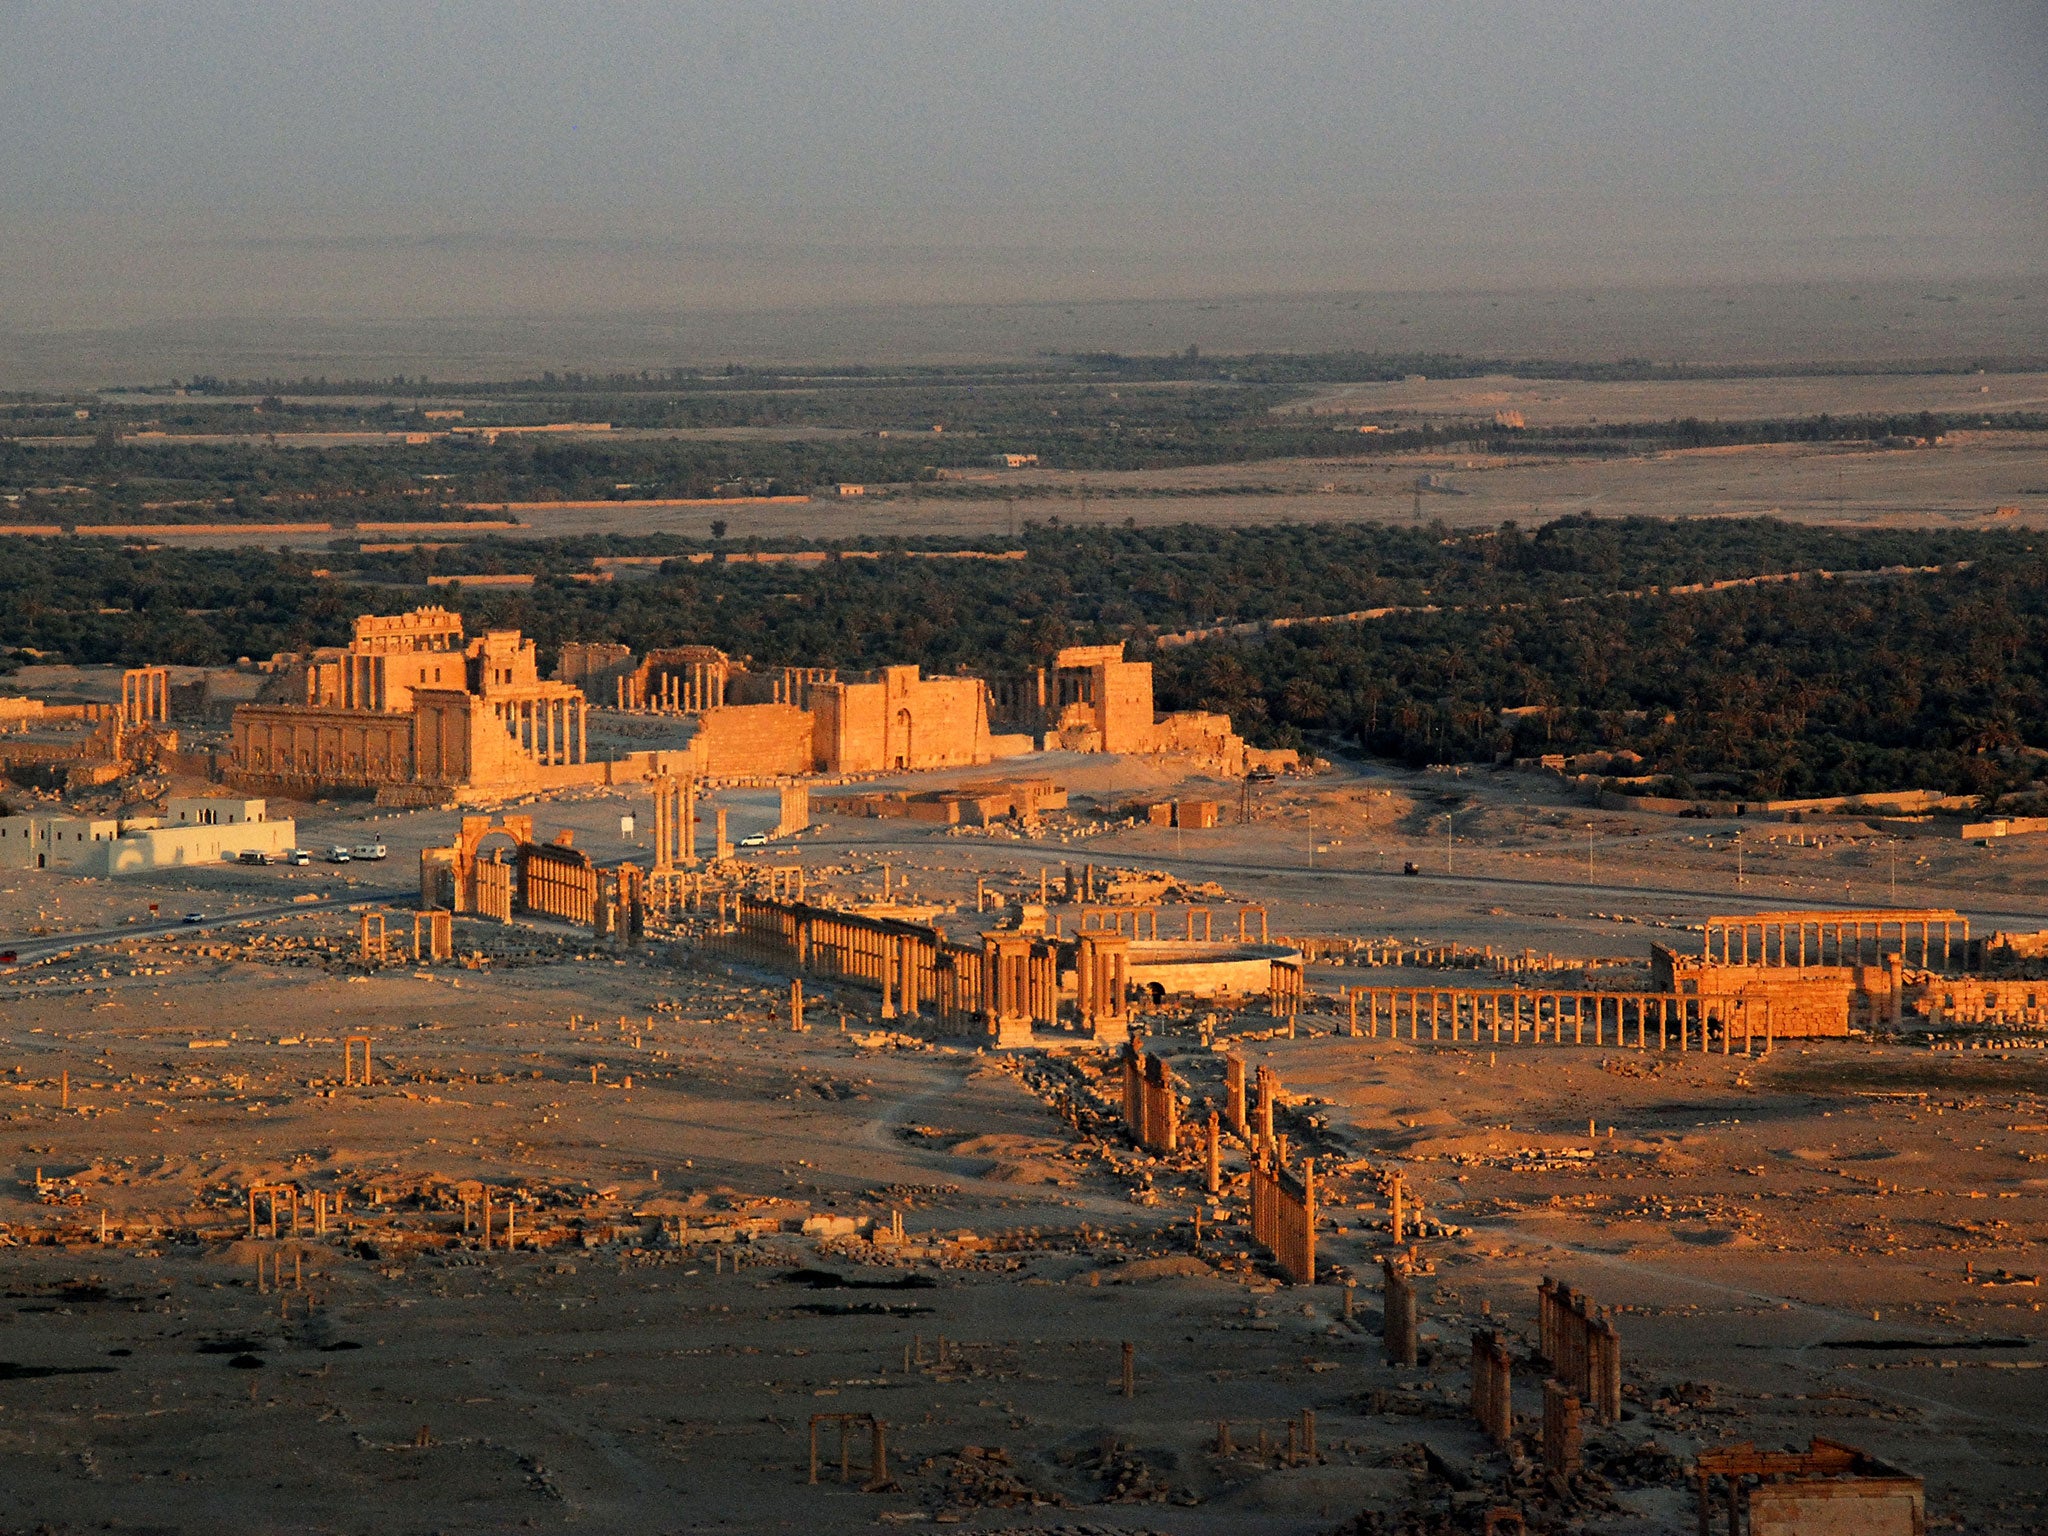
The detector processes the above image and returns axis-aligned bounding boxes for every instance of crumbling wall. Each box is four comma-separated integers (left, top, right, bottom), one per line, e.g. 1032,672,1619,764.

809,667,994,773
687,704,813,778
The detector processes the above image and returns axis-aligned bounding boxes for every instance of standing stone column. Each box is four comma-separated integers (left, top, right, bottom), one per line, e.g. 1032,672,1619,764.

1588,1315,1622,1424
1381,1257,1418,1367
1542,1381,1582,1475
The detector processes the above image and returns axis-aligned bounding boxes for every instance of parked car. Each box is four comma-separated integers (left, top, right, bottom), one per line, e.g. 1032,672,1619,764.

324,847,352,863
181,912,205,924
283,848,312,866
236,849,271,866
350,843,387,861
0,950,17,965
739,831,771,848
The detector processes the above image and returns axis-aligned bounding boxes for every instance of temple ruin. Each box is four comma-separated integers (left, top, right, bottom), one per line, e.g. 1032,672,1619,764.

229,608,601,801
569,633,1286,778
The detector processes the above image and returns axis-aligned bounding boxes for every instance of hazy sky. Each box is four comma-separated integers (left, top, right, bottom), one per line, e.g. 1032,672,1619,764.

2,1,2045,331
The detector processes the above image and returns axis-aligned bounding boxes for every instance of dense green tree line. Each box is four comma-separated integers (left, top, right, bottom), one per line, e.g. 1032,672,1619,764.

8,515,2048,802
1155,551,2048,802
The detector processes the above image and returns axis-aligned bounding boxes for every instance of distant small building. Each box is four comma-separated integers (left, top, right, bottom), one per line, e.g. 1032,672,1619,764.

993,453,1039,468
835,484,866,497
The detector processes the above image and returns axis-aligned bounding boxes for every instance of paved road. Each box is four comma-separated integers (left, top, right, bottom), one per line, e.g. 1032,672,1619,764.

1,882,416,965
825,832,2048,929
13,832,2043,968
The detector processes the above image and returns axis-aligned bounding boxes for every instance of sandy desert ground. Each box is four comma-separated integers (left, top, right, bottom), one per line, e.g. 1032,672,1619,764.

1,756,2043,1533
9,279,2048,391
1283,371,2048,426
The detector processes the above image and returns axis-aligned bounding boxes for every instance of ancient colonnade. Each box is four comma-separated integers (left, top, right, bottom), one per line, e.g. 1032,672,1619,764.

1120,1040,1180,1153
520,845,599,927
496,696,589,766
1250,1152,1316,1285
1351,986,1772,1054
120,667,168,726
1539,1278,1623,1425
650,774,698,872
1072,905,1268,942
618,662,727,713
1701,908,1964,969
726,895,1135,1044
729,897,1003,1035
1072,931,1130,1041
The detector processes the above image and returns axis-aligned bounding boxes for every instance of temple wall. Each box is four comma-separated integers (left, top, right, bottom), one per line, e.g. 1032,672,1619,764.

688,704,813,778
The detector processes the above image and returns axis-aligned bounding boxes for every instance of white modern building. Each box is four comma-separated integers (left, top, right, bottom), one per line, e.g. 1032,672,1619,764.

0,797,295,874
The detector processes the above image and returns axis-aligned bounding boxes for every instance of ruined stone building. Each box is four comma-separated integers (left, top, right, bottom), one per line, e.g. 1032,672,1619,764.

584,636,1287,779
805,665,1031,773
612,646,733,714
554,640,634,699
222,610,1288,802
990,644,1157,754
991,643,1289,775
584,642,1031,776
229,607,599,800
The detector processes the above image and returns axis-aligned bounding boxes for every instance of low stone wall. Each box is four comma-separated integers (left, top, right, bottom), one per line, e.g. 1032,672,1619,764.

1126,941,1300,999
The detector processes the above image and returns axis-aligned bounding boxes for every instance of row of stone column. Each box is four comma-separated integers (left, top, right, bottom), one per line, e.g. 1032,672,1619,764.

650,774,698,871
986,935,1058,1044
521,850,597,926
731,894,1147,1044
1250,1149,1316,1284
623,664,726,714
1220,1056,1281,1149
591,864,646,945
774,667,836,706
1471,1329,1513,1445
339,653,383,711
474,856,514,922
1074,932,1130,1042
732,898,994,1034
1705,912,1964,970
1120,1042,1182,1152
1352,987,1771,1054
1539,1277,1622,1425
120,666,168,726
501,696,588,765
1070,905,1268,942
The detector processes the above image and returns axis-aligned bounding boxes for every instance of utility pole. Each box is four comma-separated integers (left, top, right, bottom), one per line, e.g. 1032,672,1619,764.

1586,824,1595,885
1444,811,1454,875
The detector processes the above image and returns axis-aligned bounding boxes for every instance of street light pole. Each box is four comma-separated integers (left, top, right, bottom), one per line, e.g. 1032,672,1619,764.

1445,812,1454,875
